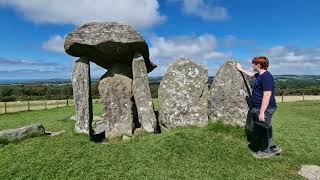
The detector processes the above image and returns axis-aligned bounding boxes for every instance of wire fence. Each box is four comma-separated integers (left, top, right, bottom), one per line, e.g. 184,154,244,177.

0,95,320,114
0,99,101,114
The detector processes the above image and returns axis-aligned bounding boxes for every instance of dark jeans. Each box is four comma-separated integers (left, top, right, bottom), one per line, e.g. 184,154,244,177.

249,108,277,151
247,108,277,151
251,108,277,128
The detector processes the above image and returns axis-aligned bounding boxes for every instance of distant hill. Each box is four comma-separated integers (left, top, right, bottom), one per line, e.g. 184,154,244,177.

1,75,320,85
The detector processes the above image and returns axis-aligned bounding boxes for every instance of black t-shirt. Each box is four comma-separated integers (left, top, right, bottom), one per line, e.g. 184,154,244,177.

251,71,277,109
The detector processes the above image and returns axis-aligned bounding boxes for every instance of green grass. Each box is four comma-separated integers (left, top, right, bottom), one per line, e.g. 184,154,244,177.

0,101,319,179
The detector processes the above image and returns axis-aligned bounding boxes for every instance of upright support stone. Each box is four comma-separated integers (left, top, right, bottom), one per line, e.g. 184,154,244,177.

208,61,251,127
72,57,93,135
158,57,209,130
99,73,134,139
132,54,157,133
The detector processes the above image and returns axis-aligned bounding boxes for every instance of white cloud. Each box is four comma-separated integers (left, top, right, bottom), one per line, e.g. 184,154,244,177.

150,34,227,60
254,46,320,75
0,0,165,28
170,0,228,21
149,34,231,76
42,35,65,53
222,35,237,48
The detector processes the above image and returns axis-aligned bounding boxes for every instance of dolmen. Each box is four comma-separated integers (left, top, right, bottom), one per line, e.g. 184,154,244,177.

64,22,157,139
64,22,253,141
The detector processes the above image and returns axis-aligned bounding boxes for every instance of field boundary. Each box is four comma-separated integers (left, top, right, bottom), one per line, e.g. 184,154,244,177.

0,96,320,114
0,99,101,114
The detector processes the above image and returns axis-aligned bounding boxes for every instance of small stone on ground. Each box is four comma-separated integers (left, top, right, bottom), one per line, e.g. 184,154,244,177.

298,165,320,180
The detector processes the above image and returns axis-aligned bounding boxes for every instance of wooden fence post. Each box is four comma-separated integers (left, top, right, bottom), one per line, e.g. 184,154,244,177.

67,99,69,107
45,101,47,110
4,102,7,114
28,101,30,111
281,91,284,103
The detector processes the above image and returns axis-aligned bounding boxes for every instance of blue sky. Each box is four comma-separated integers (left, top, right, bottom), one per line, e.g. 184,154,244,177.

0,0,320,79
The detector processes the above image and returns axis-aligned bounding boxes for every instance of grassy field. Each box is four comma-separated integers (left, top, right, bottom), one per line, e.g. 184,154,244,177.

0,100,319,179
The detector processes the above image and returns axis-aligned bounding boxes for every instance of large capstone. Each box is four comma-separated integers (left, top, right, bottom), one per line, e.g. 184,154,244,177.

158,57,209,130
64,22,156,73
72,58,93,134
208,61,251,127
99,74,134,139
132,54,157,133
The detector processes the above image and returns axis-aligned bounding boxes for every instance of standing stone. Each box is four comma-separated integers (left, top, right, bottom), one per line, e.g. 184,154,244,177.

158,57,209,130
132,54,157,133
72,57,93,135
208,61,251,127
99,74,133,139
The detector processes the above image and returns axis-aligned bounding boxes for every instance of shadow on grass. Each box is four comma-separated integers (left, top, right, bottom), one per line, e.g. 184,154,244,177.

245,108,264,152
91,131,105,143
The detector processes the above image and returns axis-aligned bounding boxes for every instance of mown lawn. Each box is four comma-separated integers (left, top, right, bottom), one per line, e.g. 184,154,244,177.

0,100,319,179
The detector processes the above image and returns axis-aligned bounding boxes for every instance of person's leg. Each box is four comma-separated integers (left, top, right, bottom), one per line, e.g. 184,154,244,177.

253,108,282,158
250,108,264,150
265,108,281,153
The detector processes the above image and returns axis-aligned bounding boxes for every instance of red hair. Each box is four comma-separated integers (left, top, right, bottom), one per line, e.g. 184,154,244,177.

252,56,269,70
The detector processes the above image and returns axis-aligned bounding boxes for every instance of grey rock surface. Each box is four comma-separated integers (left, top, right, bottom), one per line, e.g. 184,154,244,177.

72,58,93,134
99,74,134,139
70,115,103,122
298,165,320,180
0,124,45,141
158,57,209,129
64,22,156,72
208,61,251,127
132,54,157,133
93,121,106,135
50,130,66,137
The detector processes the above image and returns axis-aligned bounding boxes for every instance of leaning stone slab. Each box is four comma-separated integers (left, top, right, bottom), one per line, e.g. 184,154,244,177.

158,57,209,130
64,22,156,73
208,61,251,127
298,165,320,180
132,54,157,133
99,74,133,139
72,57,93,135
0,124,45,141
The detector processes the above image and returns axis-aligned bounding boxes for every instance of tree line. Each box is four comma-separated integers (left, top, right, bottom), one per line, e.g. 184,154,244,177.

1,78,320,102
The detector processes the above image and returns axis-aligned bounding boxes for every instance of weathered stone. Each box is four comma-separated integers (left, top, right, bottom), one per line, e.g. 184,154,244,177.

298,165,320,180
133,128,145,136
50,130,66,137
99,74,134,139
208,61,251,127
70,115,103,122
122,135,131,140
0,124,45,141
72,57,93,135
158,57,209,129
64,22,156,72
132,54,157,133
94,121,106,135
